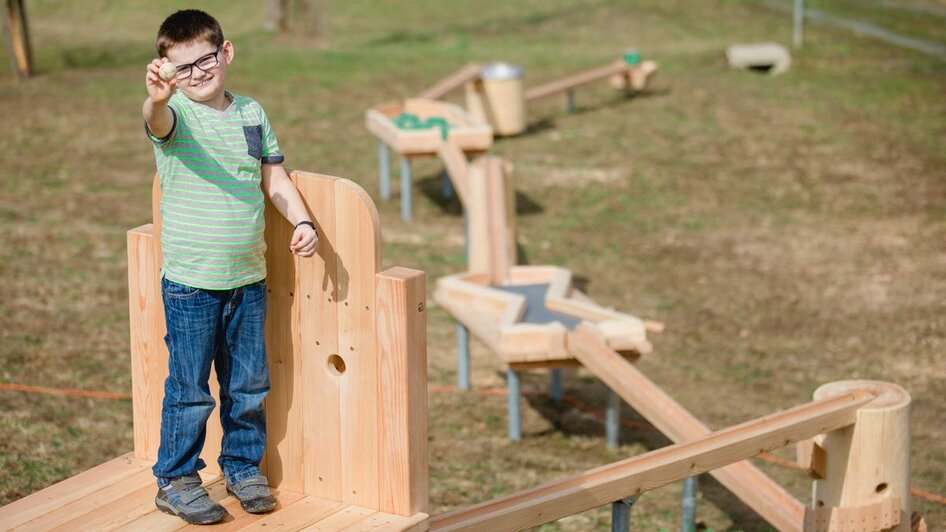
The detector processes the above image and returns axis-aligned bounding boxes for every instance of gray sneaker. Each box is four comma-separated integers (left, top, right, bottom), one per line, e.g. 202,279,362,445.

226,474,277,514
155,474,229,525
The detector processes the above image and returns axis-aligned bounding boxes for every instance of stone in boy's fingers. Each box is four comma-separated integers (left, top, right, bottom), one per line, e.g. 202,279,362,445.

159,62,177,82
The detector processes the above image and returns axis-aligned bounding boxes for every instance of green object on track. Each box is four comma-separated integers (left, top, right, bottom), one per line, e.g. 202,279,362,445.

623,49,642,65
394,113,450,140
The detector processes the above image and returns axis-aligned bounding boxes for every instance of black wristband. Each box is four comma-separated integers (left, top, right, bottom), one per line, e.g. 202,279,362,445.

295,220,316,233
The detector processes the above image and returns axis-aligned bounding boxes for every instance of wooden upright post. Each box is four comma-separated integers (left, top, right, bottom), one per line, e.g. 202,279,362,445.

3,0,32,79
809,380,911,531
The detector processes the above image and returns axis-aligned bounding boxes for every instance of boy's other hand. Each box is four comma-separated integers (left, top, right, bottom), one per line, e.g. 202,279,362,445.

146,58,177,103
290,224,318,257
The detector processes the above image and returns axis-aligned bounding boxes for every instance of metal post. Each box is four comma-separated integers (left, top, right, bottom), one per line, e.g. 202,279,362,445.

550,369,563,402
681,476,698,532
441,168,454,199
400,157,412,221
793,0,804,49
378,142,391,200
606,388,620,448
611,495,638,532
457,323,470,391
507,369,521,441
566,89,576,114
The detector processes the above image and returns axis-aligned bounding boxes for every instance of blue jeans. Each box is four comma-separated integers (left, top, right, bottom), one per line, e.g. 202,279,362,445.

153,276,270,487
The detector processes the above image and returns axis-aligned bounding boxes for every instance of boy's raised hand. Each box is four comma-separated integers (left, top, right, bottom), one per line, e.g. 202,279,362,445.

290,224,319,257
146,58,177,103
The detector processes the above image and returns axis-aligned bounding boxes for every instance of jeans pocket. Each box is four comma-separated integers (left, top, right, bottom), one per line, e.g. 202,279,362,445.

163,277,201,299
243,125,263,160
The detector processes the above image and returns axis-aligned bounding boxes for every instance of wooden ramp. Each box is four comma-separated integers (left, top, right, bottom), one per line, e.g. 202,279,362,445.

0,172,430,531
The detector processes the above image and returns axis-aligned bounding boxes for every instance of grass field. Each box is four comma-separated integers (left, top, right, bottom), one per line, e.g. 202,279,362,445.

1,0,944,530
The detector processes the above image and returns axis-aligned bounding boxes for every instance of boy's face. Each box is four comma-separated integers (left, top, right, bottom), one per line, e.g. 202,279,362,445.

165,40,233,104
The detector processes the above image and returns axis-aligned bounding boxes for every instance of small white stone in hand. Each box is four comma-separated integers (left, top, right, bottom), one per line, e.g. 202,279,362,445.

159,62,177,82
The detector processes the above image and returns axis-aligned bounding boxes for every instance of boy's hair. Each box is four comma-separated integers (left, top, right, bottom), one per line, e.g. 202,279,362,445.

156,9,224,57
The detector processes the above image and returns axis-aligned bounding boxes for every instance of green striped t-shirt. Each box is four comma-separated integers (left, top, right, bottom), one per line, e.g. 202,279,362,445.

146,91,283,290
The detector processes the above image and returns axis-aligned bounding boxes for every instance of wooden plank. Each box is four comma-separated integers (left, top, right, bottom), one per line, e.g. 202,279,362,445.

346,511,430,531
199,489,305,531
376,268,429,516
262,182,304,490
484,157,512,284
236,496,342,531
127,226,167,461
429,387,873,531
292,171,343,499
103,472,221,532
418,63,483,100
499,323,567,362
436,140,470,209
505,266,559,286
0,454,148,530
11,468,156,531
334,179,382,508
565,325,807,532
301,505,376,531
525,60,628,101
796,439,827,479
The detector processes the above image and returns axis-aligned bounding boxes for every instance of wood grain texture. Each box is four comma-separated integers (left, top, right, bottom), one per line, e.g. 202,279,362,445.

430,381,872,531
376,268,428,516
566,325,807,532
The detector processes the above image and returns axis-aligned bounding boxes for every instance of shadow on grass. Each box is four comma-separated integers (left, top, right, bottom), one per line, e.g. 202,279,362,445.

512,371,775,532
415,173,545,218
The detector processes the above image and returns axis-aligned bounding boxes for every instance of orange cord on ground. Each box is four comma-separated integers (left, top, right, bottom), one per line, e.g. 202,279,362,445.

3,380,943,506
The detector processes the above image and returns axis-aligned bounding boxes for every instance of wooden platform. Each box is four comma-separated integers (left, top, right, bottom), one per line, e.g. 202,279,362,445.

0,172,430,531
0,454,428,531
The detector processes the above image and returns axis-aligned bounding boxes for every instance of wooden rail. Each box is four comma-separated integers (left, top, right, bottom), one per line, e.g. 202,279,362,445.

418,63,484,100
567,325,807,531
429,388,874,531
524,60,628,101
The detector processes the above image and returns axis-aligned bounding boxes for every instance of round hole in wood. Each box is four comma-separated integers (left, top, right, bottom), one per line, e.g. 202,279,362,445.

327,355,346,376
875,482,888,493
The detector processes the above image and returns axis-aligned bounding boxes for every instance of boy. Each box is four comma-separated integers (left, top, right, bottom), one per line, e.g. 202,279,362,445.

142,9,317,525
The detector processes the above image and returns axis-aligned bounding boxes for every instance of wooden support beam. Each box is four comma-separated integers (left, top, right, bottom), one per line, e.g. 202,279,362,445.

566,325,807,531
418,63,483,100
376,267,428,517
811,380,911,531
525,60,627,101
797,439,827,479
437,140,470,209
3,0,32,79
429,385,873,531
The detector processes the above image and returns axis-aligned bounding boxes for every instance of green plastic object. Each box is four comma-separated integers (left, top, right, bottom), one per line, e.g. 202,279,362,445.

393,113,450,140
623,49,642,65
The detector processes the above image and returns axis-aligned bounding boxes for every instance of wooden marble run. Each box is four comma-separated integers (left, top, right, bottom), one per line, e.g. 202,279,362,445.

366,54,659,221
0,172,429,531
0,171,920,531
365,97,492,221
432,153,663,445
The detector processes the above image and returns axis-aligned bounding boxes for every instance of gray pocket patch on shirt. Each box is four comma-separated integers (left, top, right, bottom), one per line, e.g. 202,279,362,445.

243,125,263,160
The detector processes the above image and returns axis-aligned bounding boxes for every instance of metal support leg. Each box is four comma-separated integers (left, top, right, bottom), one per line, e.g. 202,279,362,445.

550,369,563,402
457,323,470,391
566,90,576,114
441,168,454,200
793,0,805,49
611,495,638,532
379,142,391,200
400,157,412,221
607,388,620,448
681,476,698,532
507,369,521,441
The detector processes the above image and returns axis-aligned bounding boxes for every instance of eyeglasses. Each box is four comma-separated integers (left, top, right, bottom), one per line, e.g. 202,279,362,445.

174,47,222,80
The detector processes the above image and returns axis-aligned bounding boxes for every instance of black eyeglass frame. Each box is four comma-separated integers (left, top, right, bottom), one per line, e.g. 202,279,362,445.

173,46,223,80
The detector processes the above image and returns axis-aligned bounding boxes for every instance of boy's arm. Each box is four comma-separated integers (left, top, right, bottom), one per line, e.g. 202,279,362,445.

143,58,177,139
261,162,318,257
